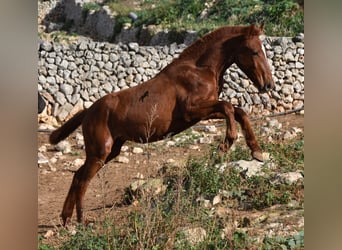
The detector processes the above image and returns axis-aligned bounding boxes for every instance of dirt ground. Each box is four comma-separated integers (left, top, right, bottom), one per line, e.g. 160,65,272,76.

38,113,304,240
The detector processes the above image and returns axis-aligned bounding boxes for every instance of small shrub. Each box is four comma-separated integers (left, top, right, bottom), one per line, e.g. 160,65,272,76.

82,2,101,12
263,230,304,249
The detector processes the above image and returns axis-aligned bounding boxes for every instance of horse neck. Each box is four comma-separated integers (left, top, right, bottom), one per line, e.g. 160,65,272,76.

196,38,238,80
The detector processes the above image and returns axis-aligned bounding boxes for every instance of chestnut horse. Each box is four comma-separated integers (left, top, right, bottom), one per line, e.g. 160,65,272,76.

50,24,274,225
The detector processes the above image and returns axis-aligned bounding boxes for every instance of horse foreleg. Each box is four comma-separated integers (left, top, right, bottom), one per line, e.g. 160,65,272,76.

233,107,263,161
105,139,125,164
187,100,237,150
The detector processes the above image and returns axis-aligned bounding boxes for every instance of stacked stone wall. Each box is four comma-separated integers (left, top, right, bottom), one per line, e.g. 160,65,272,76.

38,35,304,122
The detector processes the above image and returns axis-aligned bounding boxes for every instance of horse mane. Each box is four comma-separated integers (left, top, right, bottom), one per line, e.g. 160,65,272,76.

177,24,262,61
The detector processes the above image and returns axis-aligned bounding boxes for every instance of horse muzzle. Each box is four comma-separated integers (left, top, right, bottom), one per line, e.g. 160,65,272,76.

259,79,275,93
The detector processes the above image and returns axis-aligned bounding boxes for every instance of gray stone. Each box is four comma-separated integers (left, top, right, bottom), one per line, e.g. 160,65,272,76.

276,172,303,184
41,41,52,51
132,147,144,154
230,160,265,178
38,75,46,84
181,227,207,245
60,84,73,96
55,140,71,154
38,152,49,164
281,84,294,95
60,59,69,69
130,178,166,197
55,92,67,105
295,62,304,69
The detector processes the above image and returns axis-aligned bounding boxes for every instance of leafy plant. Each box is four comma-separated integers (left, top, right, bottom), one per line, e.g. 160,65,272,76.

263,230,304,249
60,224,115,250
38,235,57,250
82,2,101,12
131,0,303,36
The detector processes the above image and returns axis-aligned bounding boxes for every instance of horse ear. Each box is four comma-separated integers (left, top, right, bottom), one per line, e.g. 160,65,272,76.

247,24,257,37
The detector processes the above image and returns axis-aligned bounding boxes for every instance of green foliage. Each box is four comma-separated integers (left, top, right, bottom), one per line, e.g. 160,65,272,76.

60,224,116,250
108,0,303,36
184,146,233,198
82,2,101,12
38,235,56,250
263,230,304,249
261,135,304,172
229,144,251,161
210,0,303,36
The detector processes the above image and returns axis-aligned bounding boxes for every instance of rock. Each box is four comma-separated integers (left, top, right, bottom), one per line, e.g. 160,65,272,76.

212,194,222,206
132,147,144,154
189,145,200,150
38,145,47,153
40,41,52,51
166,140,176,147
121,145,129,152
198,136,212,144
196,196,211,208
283,131,296,140
215,162,227,173
55,141,71,154
130,178,166,196
204,125,217,133
291,127,303,134
49,157,58,164
281,84,295,95
43,229,54,239
72,158,84,168
60,84,73,96
295,62,304,69
180,227,207,245
116,156,129,164
38,152,49,165
135,173,144,179
268,119,282,130
276,172,303,184
230,160,265,178
166,158,175,164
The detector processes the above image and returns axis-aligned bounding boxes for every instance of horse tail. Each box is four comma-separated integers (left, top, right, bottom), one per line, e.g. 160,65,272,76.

49,109,87,144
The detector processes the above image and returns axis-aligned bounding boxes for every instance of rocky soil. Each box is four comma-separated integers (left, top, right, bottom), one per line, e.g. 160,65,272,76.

38,114,304,247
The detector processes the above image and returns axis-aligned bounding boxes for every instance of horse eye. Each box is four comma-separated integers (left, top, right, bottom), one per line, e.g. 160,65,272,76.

252,51,258,56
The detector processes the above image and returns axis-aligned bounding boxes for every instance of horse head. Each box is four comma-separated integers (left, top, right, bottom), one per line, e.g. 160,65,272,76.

233,24,275,92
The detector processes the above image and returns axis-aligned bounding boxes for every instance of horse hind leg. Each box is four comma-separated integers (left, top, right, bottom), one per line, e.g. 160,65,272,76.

61,138,125,226
73,139,125,223
61,156,108,225
61,133,115,226
234,107,263,161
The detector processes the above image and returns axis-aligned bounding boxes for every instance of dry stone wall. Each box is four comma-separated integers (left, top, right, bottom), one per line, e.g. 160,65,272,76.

38,35,304,122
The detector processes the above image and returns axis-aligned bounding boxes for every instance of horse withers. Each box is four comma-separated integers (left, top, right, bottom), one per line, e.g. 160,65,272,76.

49,24,274,225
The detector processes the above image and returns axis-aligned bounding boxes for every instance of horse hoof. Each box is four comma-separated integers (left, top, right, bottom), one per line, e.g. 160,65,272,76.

218,143,228,152
252,151,264,162
61,215,70,227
